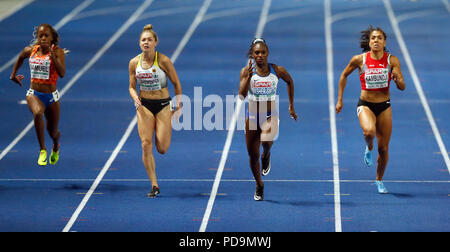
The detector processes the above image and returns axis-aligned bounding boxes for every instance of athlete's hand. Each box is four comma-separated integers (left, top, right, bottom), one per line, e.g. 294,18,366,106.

247,59,254,77
10,74,24,87
171,100,182,120
335,100,343,114
289,105,298,122
391,72,399,83
49,44,58,60
133,96,141,110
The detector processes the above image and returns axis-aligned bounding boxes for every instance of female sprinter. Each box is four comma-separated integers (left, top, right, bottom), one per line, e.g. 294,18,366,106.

335,26,405,193
129,25,182,198
10,24,66,166
239,38,298,201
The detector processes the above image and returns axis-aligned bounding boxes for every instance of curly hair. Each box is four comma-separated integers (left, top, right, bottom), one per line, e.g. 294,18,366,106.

360,25,387,52
247,38,269,59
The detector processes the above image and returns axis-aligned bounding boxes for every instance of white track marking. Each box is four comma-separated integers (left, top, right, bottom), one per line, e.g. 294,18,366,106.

324,0,342,233
62,0,212,232
61,0,156,232
199,0,271,233
383,0,450,174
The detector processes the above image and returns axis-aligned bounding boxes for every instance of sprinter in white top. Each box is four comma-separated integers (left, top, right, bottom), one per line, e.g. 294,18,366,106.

239,38,298,201
129,24,182,198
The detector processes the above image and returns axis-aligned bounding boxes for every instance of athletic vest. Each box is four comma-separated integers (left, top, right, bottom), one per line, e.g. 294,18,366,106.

360,52,391,92
248,63,278,101
135,52,167,91
29,45,58,85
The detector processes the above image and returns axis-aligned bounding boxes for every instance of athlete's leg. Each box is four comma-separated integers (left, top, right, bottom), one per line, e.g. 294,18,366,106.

358,106,376,150
260,116,278,175
137,106,158,188
26,95,46,150
154,105,172,155
44,101,60,152
375,107,392,181
245,118,263,188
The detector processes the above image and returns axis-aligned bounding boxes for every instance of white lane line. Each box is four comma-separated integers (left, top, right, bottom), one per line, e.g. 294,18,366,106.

383,0,450,175
62,117,137,232
0,0,34,23
61,0,156,232
0,0,95,73
443,0,450,13
62,0,213,232
324,0,342,233
171,0,212,64
198,0,272,233
1,178,448,183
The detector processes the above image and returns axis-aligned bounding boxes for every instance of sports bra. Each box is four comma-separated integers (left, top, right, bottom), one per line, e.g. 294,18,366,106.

248,63,279,101
29,45,58,85
360,51,391,92
135,52,167,91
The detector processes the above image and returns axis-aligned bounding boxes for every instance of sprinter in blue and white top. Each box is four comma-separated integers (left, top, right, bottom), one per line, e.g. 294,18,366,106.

239,38,298,201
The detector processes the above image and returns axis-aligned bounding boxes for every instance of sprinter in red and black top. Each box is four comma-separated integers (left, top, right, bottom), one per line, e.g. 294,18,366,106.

335,26,405,194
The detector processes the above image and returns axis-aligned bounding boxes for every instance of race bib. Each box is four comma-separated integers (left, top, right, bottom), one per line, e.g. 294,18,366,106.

364,68,389,89
250,78,277,101
137,72,162,91
29,57,51,80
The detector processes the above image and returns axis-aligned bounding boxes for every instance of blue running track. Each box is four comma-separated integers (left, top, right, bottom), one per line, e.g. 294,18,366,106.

0,0,448,233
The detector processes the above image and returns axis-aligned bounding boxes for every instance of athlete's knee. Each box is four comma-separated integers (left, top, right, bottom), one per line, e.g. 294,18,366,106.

363,127,376,139
248,151,260,164
261,141,272,150
378,145,389,156
141,139,153,152
32,110,45,119
47,129,60,140
156,143,169,154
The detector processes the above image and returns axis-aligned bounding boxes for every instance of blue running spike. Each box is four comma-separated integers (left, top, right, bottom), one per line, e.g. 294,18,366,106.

364,146,373,166
376,181,388,194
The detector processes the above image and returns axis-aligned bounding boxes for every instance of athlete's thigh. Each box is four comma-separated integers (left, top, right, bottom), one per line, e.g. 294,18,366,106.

375,107,392,145
260,116,278,142
245,118,261,155
136,106,156,142
26,95,45,115
154,105,172,144
44,101,60,127
357,106,376,132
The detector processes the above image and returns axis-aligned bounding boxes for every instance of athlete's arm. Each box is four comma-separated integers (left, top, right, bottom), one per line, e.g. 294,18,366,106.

128,57,141,108
390,55,405,91
274,64,297,121
336,54,362,114
238,60,253,99
50,45,66,78
159,53,182,112
10,46,32,87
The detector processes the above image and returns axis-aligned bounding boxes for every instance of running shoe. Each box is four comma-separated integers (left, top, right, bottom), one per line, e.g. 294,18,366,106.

364,146,373,166
49,146,59,165
254,184,264,201
147,186,160,198
38,149,47,166
261,153,271,176
376,180,388,194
